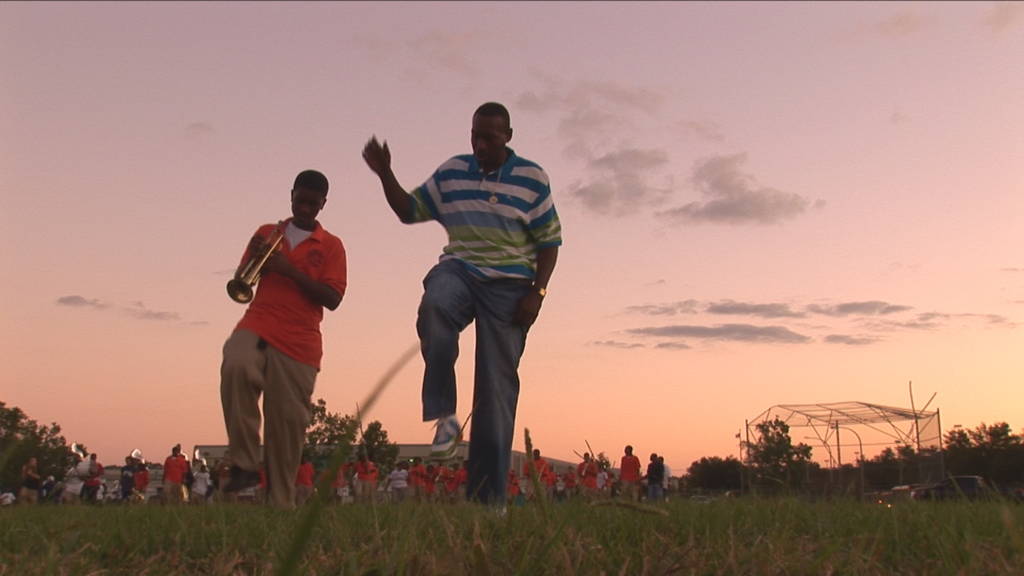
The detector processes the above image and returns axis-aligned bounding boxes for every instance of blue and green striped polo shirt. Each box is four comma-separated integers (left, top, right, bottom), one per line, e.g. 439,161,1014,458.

406,148,562,280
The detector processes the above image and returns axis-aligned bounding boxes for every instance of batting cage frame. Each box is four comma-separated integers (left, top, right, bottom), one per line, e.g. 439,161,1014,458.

744,400,945,491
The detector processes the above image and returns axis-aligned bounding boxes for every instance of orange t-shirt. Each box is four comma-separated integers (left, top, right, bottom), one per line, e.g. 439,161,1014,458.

355,461,378,482
163,455,189,484
296,462,315,486
234,219,347,370
332,463,351,488
578,460,598,489
620,454,641,483
410,463,427,487
507,471,520,496
423,468,437,494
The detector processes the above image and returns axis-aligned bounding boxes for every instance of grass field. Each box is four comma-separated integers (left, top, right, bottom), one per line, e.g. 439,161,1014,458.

1,498,1022,575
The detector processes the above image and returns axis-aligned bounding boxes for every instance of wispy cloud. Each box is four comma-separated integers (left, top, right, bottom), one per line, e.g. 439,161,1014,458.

677,119,725,143
409,31,481,76
825,334,881,346
516,80,671,215
889,108,909,125
185,122,215,139
656,154,816,225
610,298,1013,351
654,341,692,350
56,295,108,309
568,148,672,215
868,11,928,37
56,294,193,324
807,301,912,317
624,300,700,316
628,323,811,344
984,3,1024,33
963,313,1011,325
1002,267,1024,273
590,340,645,349
124,302,181,322
354,29,483,79
706,300,805,319
518,81,817,227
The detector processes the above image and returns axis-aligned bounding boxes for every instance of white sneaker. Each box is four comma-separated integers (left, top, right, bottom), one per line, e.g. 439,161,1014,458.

430,415,461,459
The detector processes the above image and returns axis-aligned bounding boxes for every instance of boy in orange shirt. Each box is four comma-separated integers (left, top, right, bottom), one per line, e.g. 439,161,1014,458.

220,170,347,509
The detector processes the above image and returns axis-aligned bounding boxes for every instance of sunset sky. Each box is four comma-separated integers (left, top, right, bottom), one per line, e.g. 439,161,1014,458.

2,1,1022,475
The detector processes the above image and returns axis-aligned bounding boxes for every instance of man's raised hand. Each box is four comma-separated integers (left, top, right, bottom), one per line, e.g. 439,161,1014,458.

362,136,391,176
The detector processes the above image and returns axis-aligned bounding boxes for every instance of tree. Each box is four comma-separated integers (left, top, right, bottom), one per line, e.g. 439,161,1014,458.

306,398,358,448
304,398,399,470
944,422,1024,487
359,421,399,467
744,418,815,492
0,401,75,490
686,456,742,491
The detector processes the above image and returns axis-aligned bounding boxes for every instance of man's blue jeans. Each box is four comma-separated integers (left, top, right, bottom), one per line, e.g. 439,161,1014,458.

417,259,531,505
647,483,664,502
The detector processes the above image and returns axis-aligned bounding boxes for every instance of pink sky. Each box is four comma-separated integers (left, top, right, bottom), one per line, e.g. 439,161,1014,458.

2,2,1022,473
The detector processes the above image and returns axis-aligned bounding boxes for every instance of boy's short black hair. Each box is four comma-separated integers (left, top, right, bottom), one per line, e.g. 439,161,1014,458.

294,169,329,196
474,102,511,129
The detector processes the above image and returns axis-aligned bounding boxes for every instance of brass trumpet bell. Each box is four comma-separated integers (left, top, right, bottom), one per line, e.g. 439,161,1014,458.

226,278,256,304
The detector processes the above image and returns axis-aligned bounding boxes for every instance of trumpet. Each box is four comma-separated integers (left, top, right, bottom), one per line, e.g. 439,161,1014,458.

226,225,285,303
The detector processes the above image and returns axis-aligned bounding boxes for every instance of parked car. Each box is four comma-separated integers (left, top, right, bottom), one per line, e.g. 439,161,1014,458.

911,475,993,501
870,484,927,507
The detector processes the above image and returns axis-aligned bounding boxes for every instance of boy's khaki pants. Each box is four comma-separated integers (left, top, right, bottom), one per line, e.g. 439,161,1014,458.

221,329,316,509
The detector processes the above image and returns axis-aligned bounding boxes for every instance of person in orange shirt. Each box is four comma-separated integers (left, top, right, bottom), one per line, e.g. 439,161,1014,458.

220,170,347,509
162,445,189,504
452,460,468,501
437,464,454,503
409,457,427,502
523,449,554,501
134,461,150,503
422,464,438,502
332,460,353,504
506,470,521,505
577,453,598,498
295,454,315,506
619,445,642,502
442,461,467,503
563,466,578,499
354,452,378,503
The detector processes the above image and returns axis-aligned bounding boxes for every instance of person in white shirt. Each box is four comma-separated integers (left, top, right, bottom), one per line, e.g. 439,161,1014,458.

661,457,672,501
61,457,91,504
191,465,211,504
596,468,609,496
386,461,410,503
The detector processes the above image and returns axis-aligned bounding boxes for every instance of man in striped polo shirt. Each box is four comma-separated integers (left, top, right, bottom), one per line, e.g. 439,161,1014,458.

363,102,562,506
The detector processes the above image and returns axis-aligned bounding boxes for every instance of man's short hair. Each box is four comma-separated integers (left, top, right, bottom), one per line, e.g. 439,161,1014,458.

294,169,329,196
474,102,511,129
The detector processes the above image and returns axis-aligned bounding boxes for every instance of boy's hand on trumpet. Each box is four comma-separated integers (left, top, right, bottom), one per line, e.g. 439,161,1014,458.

261,250,297,279
245,234,265,256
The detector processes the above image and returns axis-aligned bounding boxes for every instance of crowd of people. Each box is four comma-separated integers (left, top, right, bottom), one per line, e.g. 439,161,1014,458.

6,443,674,507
